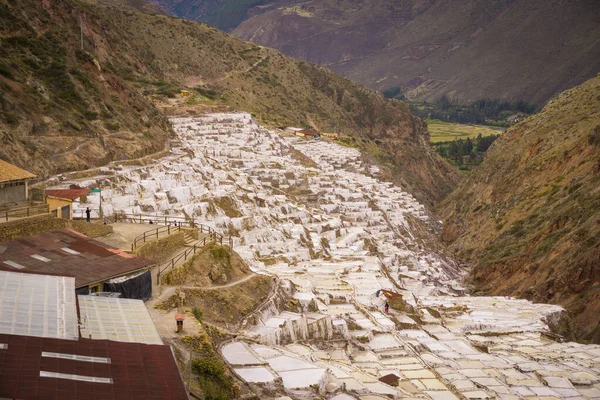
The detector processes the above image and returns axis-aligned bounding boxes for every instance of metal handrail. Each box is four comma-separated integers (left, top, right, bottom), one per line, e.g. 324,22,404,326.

131,225,183,252
112,213,232,248
157,235,212,284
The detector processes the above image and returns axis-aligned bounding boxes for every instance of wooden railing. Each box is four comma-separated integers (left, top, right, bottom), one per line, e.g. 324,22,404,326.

1,204,49,222
110,212,233,249
113,213,194,227
131,225,183,251
157,235,218,284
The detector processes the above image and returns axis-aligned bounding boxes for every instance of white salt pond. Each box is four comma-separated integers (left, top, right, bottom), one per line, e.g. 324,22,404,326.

52,113,600,399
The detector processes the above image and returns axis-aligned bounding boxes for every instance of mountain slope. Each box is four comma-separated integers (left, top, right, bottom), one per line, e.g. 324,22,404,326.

0,0,457,204
158,0,600,105
438,75,600,342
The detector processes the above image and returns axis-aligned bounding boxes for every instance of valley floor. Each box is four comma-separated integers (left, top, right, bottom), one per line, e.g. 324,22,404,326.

60,113,600,399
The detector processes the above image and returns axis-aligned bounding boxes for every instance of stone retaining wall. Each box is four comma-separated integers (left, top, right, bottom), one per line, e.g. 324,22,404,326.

69,220,113,238
0,214,68,241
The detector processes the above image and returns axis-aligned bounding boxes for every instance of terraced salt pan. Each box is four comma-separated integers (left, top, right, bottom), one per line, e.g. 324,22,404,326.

57,113,600,399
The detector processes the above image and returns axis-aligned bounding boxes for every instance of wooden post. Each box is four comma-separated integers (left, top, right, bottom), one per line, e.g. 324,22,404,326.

131,243,134,252
27,208,30,217
168,226,171,235
156,229,159,239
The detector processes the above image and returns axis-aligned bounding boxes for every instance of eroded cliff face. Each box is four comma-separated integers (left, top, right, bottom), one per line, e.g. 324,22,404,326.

439,76,600,342
0,0,457,204
0,0,172,176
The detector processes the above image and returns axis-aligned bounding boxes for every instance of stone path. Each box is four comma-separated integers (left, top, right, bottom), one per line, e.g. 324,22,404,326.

53,113,600,399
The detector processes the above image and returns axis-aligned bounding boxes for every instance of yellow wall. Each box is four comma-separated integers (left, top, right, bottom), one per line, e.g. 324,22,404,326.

46,196,73,219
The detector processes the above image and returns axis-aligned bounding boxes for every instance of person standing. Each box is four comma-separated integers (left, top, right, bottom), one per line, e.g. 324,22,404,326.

384,301,389,314
85,207,91,223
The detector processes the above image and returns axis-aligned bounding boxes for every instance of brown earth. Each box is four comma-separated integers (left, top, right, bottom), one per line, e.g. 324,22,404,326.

162,244,252,286
159,275,273,327
0,0,458,206
438,75,600,343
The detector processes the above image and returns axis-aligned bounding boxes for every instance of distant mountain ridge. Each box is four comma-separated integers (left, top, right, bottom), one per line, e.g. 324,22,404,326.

153,0,600,105
0,0,457,205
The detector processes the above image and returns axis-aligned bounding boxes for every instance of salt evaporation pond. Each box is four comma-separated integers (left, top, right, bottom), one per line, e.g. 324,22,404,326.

56,113,600,399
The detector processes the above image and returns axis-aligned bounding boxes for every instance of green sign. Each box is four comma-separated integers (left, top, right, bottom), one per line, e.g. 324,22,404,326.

90,189,101,193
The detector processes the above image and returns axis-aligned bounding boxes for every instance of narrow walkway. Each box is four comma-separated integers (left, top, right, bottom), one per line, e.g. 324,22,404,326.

154,233,210,277
95,223,192,251
145,274,258,342
174,273,257,291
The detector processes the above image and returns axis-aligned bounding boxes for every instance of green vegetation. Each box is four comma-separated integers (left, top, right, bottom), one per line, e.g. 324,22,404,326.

193,86,220,100
192,358,233,400
0,33,85,111
412,96,536,126
427,119,504,143
430,120,502,171
192,306,203,322
382,86,405,101
210,246,231,264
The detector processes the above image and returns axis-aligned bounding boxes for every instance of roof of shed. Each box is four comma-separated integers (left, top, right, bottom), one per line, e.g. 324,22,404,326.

0,159,36,183
0,230,153,287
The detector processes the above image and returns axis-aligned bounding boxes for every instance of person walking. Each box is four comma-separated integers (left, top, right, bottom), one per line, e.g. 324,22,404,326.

85,207,91,223
384,301,389,314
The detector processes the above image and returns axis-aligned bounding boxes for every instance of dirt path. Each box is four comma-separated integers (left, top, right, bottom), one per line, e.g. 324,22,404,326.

48,131,131,160
174,273,257,291
213,56,267,83
145,274,261,342
148,273,259,311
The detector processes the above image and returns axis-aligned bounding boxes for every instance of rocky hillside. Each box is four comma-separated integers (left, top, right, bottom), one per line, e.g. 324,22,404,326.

439,75,600,342
159,0,600,105
0,0,457,205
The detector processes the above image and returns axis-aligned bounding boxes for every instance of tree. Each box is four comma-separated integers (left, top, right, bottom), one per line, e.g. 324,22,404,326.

448,141,459,162
463,137,473,155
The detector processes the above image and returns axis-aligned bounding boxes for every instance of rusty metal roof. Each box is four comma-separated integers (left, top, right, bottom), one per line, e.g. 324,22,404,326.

45,188,90,201
0,230,154,288
0,159,36,183
0,333,189,400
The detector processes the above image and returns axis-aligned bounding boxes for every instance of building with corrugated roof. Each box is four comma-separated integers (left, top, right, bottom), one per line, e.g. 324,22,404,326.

0,333,189,400
0,269,189,399
0,229,155,299
45,188,90,220
0,159,36,205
